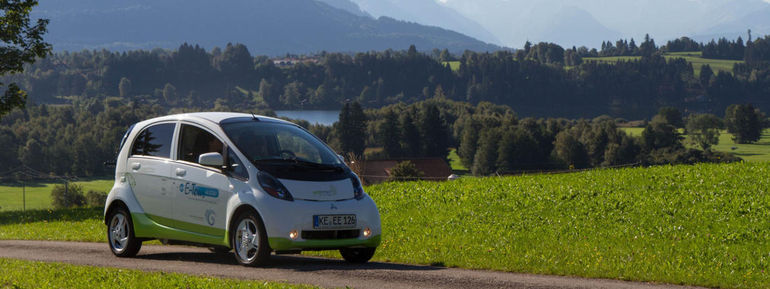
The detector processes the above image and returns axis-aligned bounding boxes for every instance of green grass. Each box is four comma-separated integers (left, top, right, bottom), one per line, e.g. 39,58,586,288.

3,163,769,288
0,258,315,289
709,130,770,162
583,52,743,76
447,148,468,173
0,179,114,212
619,128,770,162
443,61,460,72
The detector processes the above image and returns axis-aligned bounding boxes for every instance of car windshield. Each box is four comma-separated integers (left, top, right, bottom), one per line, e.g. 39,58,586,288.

221,120,342,167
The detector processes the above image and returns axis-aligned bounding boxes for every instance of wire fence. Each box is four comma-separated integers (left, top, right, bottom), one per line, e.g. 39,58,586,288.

0,165,77,212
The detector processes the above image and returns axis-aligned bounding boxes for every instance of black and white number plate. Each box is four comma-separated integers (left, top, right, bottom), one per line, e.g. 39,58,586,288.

313,214,356,229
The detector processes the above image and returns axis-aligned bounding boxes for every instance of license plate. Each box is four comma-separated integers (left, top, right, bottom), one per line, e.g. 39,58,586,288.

313,214,356,229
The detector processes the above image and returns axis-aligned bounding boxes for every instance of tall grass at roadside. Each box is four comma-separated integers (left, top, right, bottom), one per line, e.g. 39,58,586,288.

1,163,769,288
0,258,315,289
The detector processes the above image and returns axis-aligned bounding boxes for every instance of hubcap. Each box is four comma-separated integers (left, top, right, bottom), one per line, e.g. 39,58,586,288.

235,218,259,262
109,213,129,252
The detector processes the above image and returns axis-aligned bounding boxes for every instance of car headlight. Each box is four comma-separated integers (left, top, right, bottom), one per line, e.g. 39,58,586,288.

257,171,294,201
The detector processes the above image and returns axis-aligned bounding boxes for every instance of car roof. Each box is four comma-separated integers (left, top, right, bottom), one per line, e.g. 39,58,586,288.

139,112,294,126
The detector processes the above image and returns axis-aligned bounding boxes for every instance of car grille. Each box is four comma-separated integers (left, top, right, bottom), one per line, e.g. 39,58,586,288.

301,229,360,240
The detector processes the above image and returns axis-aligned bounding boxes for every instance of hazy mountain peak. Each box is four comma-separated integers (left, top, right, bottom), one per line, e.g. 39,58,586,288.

32,0,499,55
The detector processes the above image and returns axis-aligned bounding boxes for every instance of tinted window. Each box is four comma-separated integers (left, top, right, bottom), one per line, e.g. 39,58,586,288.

178,124,223,164
131,123,175,158
227,148,248,180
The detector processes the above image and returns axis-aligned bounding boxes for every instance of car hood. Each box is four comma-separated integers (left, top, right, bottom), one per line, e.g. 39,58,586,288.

278,178,355,201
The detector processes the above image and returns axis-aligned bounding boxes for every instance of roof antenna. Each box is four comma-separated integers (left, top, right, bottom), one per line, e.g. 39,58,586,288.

251,113,259,121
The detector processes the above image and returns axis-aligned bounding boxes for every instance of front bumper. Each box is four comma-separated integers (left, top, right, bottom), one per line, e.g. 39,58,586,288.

256,195,382,251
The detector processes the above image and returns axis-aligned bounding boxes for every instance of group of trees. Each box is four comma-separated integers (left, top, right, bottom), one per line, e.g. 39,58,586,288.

702,37,746,60
0,91,764,178
3,34,770,121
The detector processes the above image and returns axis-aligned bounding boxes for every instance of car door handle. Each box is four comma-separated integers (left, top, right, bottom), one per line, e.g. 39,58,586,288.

131,163,141,170
175,168,186,177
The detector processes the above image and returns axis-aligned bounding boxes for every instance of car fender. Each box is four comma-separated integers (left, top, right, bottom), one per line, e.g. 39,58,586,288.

104,174,144,221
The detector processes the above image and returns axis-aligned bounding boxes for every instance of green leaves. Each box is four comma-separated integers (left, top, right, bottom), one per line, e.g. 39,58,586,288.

0,0,51,117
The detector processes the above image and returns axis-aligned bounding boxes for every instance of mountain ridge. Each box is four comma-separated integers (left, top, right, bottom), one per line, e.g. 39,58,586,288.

32,0,499,55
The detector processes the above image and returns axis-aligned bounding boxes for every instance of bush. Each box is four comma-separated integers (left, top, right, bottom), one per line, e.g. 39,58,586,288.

85,190,108,208
389,161,424,181
51,183,85,209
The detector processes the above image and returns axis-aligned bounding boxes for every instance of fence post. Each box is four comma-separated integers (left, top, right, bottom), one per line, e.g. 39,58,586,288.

22,180,26,212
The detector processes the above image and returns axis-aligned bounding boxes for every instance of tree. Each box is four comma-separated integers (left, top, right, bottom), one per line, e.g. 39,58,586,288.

641,118,683,151
419,104,449,158
458,118,480,169
399,113,421,157
378,109,401,158
389,161,424,182
553,128,589,169
656,107,684,128
162,83,177,104
725,104,762,144
471,128,500,176
118,77,132,98
338,102,367,157
0,0,51,117
699,64,714,87
686,113,722,150
639,34,657,57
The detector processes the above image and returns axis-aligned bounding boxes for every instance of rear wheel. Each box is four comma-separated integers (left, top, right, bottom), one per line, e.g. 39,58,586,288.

340,247,376,263
231,212,270,266
107,207,142,257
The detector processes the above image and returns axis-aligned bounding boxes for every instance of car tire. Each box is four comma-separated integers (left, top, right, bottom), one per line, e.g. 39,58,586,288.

107,207,142,257
340,247,376,263
231,211,270,266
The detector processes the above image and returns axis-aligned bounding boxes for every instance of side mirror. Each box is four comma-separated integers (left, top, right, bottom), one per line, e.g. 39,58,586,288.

199,152,224,167
337,154,345,162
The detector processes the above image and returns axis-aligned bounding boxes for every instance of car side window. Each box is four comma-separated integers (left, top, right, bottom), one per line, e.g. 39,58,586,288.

178,124,223,164
131,123,175,158
226,148,248,180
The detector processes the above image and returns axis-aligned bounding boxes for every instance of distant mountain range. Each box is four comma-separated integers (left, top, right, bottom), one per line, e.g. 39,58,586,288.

31,0,500,55
437,0,770,48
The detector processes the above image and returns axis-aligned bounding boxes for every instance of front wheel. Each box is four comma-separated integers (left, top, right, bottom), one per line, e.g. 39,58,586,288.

107,207,142,257
340,247,376,263
231,212,270,266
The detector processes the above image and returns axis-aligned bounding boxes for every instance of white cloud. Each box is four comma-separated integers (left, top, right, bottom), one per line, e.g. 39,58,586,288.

436,0,448,3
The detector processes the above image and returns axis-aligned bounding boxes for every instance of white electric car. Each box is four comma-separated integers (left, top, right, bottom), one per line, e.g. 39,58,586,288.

104,112,381,265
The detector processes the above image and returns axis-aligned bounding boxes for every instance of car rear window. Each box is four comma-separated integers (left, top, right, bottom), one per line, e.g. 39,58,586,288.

131,123,175,158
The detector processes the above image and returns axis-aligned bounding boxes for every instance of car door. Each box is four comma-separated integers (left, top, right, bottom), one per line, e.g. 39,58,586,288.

126,122,176,226
170,123,235,236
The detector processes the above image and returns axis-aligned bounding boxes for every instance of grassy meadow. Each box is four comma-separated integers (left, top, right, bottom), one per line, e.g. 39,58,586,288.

0,179,113,212
583,51,743,76
0,258,315,289
619,128,770,162
2,162,770,288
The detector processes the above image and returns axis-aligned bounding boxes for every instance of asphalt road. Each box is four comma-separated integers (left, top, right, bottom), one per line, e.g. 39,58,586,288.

0,240,705,289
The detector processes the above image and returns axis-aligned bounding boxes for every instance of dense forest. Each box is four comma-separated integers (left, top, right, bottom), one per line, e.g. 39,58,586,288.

1,97,757,178
1,34,769,177
3,35,770,120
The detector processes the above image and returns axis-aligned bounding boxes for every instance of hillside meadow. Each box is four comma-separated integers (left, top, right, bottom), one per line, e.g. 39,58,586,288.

620,128,770,162
1,162,769,288
584,51,742,76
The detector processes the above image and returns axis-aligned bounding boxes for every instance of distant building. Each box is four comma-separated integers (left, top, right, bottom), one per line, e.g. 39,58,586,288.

272,57,319,67
358,158,453,185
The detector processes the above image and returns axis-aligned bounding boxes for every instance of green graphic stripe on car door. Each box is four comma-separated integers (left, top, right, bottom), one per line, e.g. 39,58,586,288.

132,213,228,247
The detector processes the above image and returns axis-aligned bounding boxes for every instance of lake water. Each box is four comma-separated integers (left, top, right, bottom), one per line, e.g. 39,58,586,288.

275,110,340,126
